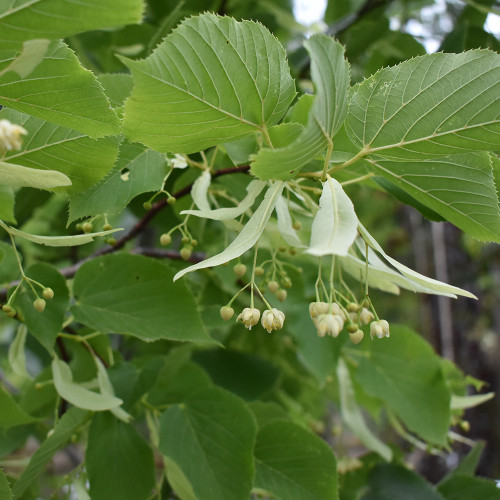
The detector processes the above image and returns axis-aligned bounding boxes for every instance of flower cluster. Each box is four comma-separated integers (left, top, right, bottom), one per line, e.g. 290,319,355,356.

0,119,27,155
221,305,286,333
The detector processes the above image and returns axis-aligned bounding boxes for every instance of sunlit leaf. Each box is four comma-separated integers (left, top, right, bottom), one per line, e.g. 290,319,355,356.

0,161,71,189
122,13,295,153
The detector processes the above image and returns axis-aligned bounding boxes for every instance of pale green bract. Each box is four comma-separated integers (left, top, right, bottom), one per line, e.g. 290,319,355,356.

251,35,350,180
337,358,393,461
191,170,212,212
174,181,285,281
181,179,266,220
346,50,500,158
306,175,358,257
52,359,123,411
275,195,306,248
122,13,296,153
0,220,121,247
0,161,71,189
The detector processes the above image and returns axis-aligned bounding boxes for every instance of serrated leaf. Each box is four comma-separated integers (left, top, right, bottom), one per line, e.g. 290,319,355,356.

0,388,39,428
0,0,144,49
86,413,155,500
52,359,123,411
72,254,214,343
275,195,306,248
12,408,89,499
191,170,211,212
97,73,134,108
251,35,350,180
0,468,12,500
306,175,358,257
174,181,284,281
159,386,256,500
0,41,120,137
254,420,338,500
0,161,71,189
182,179,266,220
367,153,500,242
346,50,500,158
122,13,295,153
0,108,120,194
346,325,451,445
0,220,121,247
337,358,392,461
437,475,500,500
69,143,167,223
358,223,476,298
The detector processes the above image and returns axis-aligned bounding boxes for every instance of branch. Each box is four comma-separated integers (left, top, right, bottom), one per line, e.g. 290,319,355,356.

0,164,249,301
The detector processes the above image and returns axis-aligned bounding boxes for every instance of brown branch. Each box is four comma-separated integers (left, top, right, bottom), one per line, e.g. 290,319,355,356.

0,164,249,301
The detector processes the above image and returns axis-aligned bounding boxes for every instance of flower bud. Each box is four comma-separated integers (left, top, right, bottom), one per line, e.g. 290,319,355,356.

281,277,292,289
143,201,152,210
347,302,359,313
103,223,112,231
359,307,375,325
349,329,364,344
33,298,46,313
309,301,329,319
160,233,172,246
167,196,176,205
292,220,302,230
220,306,234,321
181,236,190,244
42,288,54,300
254,266,264,276
82,222,93,233
180,246,192,260
6,308,16,318
268,280,279,293
2,304,12,313
237,307,260,330
105,237,116,246
261,308,285,333
233,263,247,278
370,319,389,339
276,289,287,302
0,119,27,153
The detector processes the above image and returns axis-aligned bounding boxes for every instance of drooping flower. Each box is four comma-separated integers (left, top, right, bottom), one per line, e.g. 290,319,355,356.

0,119,27,154
370,319,390,339
237,307,260,330
316,314,343,338
261,308,285,333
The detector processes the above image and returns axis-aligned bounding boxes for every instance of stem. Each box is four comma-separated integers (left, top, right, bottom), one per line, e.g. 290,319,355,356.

327,148,369,175
260,126,273,148
321,141,334,182
341,172,375,186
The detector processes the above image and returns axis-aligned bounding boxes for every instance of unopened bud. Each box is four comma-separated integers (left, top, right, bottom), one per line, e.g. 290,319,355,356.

2,304,12,313
276,289,287,302
349,329,364,344
359,308,375,325
180,246,192,260
160,233,172,246
254,266,264,276
220,306,234,321
33,298,46,313
167,196,176,205
233,263,247,278
105,237,116,246
268,280,279,294
292,221,302,230
103,223,112,231
42,288,54,300
281,277,292,289
309,301,329,319
82,222,93,233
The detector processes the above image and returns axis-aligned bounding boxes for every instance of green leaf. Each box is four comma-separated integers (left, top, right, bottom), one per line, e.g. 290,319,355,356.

336,358,392,461
366,153,500,242
251,35,350,180
443,441,485,479
159,386,256,500
0,0,144,49
8,325,29,381
72,254,214,343
0,241,20,283
0,185,15,222
0,220,121,247
86,412,155,500
306,175,358,256
0,41,120,137
52,359,124,411
122,13,295,153
97,73,134,108
437,475,500,500
0,161,71,190
346,325,451,445
182,179,266,220
69,143,167,223
0,388,39,428
450,392,495,410
174,181,285,281
0,109,120,194
15,263,69,353
0,468,12,500
254,420,338,500
12,408,89,499
346,50,500,158
363,463,445,500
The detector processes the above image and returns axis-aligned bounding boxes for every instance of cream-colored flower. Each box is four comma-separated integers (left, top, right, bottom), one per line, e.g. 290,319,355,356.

261,308,285,333
237,307,260,330
170,154,188,169
316,314,343,338
359,307,375,325
309,301,329,320
0,119,27,154
370,319,390,339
